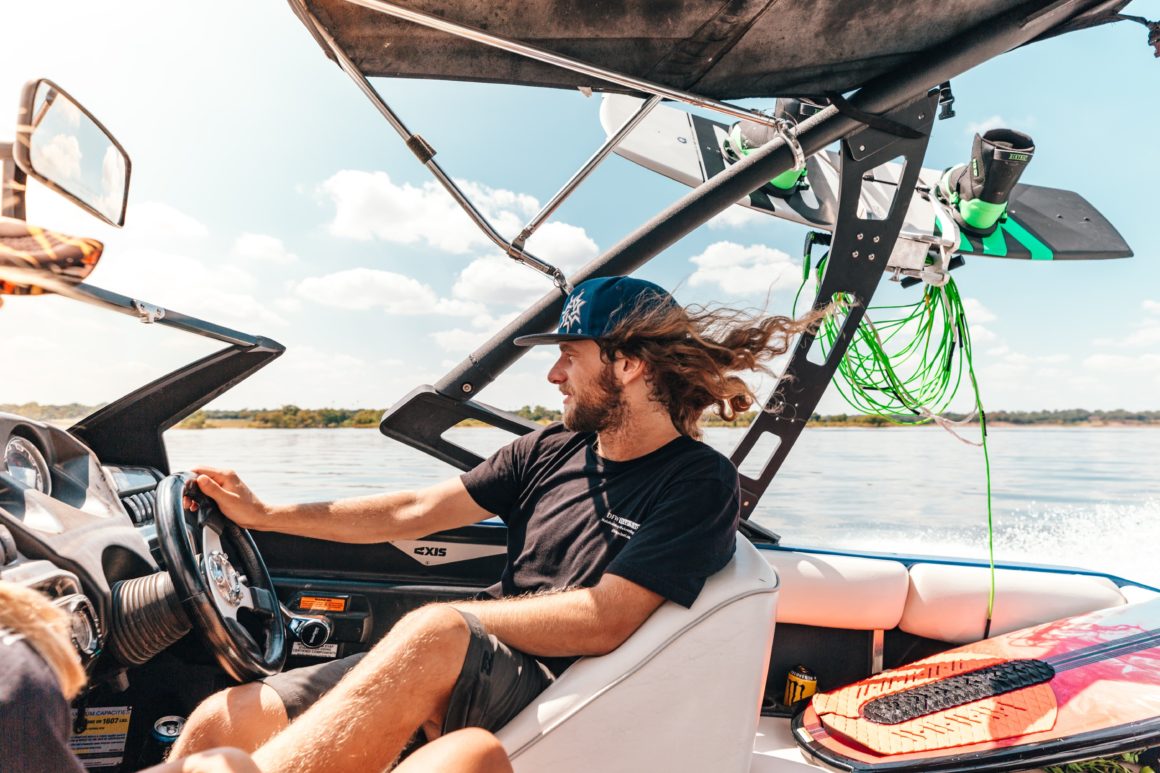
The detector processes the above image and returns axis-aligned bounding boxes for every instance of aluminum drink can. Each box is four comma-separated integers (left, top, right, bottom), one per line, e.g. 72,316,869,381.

784,664,818,705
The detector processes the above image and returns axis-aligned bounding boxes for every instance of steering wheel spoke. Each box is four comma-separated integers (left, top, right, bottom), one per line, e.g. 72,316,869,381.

200,525,252,622
249,586,280,620
156,472,287,681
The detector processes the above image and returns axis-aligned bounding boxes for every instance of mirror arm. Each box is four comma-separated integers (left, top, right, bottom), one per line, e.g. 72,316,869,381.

0,143,27,221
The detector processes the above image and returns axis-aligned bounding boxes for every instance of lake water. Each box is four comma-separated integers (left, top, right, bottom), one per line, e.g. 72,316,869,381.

165,426,1160,587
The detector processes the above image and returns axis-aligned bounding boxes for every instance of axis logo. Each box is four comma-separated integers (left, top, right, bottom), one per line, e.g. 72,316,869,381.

391,539,507,567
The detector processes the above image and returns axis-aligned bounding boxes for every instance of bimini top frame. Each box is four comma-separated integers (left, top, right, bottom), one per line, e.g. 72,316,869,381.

288,0,1127,535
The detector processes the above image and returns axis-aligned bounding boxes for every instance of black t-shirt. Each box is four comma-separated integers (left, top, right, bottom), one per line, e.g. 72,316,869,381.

461,423,740,609
0,629,85,773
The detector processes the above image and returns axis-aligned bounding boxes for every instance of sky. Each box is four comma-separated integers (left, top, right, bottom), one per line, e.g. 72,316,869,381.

2,1,1159,416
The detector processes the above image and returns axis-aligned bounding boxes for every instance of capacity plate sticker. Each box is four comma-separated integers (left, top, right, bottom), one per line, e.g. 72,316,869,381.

69,705,132,769
292,641,339,658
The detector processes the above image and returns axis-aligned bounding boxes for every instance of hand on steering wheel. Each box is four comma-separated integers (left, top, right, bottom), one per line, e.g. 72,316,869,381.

156,472,286,681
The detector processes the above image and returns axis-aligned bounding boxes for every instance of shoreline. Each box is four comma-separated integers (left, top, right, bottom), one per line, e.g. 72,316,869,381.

162,420,1160,430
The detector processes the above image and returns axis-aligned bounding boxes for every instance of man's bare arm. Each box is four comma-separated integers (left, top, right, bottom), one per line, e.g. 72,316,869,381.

190,467,490,544
450,574,665,657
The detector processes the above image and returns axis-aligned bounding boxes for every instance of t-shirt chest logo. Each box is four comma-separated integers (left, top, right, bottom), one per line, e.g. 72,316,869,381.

601,511,640,539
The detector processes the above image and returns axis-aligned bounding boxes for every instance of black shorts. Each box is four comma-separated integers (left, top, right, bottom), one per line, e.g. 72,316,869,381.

263,609,554,734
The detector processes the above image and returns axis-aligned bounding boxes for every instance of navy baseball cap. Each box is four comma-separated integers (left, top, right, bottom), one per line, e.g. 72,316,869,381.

514,276,676,346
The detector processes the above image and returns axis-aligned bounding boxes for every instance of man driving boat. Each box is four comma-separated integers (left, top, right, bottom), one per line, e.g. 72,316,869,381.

174,276,824,772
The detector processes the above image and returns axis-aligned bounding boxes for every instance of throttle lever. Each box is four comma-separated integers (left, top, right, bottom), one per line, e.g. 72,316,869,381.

280,602,334,649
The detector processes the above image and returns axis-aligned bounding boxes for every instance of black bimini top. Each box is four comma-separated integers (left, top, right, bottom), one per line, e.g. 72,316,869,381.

292,0,1125,99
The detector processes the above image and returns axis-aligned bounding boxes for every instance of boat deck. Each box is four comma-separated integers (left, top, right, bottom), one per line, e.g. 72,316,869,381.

750,717,1056,772
751,716,812,771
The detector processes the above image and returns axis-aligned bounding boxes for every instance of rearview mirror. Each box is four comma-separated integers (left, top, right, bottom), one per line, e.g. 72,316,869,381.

14,79,131,227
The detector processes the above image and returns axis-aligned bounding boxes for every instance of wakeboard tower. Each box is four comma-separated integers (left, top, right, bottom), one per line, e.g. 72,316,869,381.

285,0,1160,768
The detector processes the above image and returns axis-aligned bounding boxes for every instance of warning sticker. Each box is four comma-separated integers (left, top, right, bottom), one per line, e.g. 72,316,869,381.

69,705,132,769
291,641,339,658
298,595,347,612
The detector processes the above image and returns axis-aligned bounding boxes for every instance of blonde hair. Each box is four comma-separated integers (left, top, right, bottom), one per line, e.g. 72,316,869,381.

0,581,86,699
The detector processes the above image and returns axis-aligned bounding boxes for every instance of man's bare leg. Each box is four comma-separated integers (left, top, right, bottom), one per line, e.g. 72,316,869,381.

171,683,289,756
395,729,512,773
251,605,470,773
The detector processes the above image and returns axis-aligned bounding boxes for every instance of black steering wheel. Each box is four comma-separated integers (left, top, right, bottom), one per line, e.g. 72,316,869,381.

155,472,286,681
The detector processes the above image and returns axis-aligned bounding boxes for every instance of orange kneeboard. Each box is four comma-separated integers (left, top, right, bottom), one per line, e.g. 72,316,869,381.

793,598,1160,772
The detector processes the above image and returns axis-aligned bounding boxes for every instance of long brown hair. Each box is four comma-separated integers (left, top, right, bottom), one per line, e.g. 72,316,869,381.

598,300,832,438
0,582,86,699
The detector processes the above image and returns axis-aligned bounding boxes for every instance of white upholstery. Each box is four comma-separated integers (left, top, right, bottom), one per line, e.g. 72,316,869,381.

900,563,1127,643
497,535,779,773
1121,584,1160,605
762,550,909,630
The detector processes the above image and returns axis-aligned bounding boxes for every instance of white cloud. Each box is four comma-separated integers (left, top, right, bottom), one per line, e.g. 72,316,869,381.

960,297,997,324
1119,327,1160,348
451,224,598,308
1142,300,1160,315
523,222,598,269
969,325,998,344
708,206,764,230
95,145,128,222
31,132,82,184
997,351,1070,367
320,171,599,276
1083,352,1160,375
233,233,299,264
271,297,303,315
432,310,520,355
99,249,285,328
453,256,559,307
321,170,536,254
295,268,482,316
129,201,209,241
688,241,799,297
965,115,1005,136
432,327,493,353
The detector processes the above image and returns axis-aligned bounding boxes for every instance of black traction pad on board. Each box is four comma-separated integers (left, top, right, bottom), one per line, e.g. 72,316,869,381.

862,659,1056,725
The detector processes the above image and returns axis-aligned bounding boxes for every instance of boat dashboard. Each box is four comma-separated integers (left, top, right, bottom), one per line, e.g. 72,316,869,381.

0,411,165,669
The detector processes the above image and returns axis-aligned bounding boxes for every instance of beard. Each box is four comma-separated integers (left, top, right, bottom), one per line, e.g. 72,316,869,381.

562,362,627,433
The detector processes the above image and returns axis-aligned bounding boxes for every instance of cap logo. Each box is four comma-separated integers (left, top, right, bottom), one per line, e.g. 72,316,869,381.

559,289,586,333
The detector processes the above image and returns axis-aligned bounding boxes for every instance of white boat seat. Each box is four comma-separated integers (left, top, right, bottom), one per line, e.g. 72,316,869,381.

497,534,779,773
763,550,909,630
900,562,1127,643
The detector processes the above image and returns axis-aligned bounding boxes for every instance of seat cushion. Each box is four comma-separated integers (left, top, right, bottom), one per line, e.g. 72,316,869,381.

900,563,1126,643
763,550,909,630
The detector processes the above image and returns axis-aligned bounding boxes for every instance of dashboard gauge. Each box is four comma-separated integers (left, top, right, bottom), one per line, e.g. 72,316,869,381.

4,436,51,495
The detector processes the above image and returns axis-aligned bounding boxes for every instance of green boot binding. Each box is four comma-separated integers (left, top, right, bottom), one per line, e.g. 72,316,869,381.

937,128,1035,235
722,98,820,198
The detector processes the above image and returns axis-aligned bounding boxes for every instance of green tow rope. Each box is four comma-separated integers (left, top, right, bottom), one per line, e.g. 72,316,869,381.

795,249,998,635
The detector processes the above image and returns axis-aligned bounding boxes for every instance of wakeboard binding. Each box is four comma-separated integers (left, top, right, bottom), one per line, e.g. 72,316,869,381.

722,97,822,198
936,128,1035,235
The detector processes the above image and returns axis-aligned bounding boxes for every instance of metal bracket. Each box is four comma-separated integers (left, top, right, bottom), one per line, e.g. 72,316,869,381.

730,92,939,520
0,143,27,221
887,193,959,287
290,0,570,294
512,95,661,251
132,299,166,324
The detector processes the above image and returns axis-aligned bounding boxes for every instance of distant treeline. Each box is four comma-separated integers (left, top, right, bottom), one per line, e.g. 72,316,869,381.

180,406,384,429
805,409,1160,427
4,403,1159,428
172,406,1160,429
0,402,105,421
